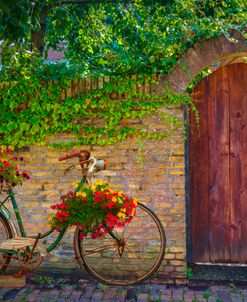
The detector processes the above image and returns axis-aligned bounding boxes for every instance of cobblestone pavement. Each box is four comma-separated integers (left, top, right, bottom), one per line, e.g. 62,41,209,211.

1,276,247,302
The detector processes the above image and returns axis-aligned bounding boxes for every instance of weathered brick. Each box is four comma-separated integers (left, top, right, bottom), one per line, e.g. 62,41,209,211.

169,170,185,175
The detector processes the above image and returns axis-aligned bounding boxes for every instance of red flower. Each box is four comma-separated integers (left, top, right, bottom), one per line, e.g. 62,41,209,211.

94,191,101,197
105,201,116,209
123,202,130,208
61,211,69,217
126,209,132,215
79,233,85,240
117,221,125,227
3,161,10,167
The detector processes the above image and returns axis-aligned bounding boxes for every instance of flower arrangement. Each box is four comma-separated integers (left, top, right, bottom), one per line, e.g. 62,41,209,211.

0,146,30,194
49,181,137,239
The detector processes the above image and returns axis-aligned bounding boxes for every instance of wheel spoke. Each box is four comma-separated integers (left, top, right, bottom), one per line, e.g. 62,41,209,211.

83,243,118,256
76,203,166,286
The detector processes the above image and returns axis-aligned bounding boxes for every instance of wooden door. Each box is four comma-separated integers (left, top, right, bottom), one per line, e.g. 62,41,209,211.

190,63,247,264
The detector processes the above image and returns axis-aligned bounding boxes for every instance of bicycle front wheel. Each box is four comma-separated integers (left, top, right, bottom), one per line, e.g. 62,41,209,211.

74,203,166,285
0,213,13,274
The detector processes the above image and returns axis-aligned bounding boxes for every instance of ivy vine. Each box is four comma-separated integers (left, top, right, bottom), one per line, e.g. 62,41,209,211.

0,74,190,149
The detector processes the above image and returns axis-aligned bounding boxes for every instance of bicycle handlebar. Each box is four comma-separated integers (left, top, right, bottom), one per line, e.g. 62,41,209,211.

58,150,91,161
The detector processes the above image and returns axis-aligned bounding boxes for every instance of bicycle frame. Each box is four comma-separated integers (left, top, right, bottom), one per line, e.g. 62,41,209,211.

0,176,87,255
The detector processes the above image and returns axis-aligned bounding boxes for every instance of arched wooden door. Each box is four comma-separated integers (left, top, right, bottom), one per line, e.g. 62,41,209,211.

190,63,247,264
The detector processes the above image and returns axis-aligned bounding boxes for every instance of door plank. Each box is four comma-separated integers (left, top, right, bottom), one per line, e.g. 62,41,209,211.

190,80,210,262
208,67,231,263
229,64,247,263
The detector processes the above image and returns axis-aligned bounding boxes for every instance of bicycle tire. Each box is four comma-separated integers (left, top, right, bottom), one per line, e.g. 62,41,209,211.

74,203,166,285
0,212,13,274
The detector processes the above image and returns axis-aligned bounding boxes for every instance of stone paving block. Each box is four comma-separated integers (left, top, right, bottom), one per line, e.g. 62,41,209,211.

126,288,138,300
243,291,247,302
136,285,150,294
183,290,196,302
55,298,66,302
136,293,149,302
0,287,12,297
55,287,74,301
103,287,119,300
149,292,161,301
209,286,227,293
25,289,41,302
231,293,244,302
83,286,96,298
151,284,167,292
78,297,91,302
13,288,31,302
2,288,21,301
69,290,83,302
208,295,218,302
114,289,128,302
90,290,104,302
160,294,171,302
172,289,185,302
160,290,172,302
46,288,62,300
194,291,205,301
217,290,232,302
36,290,50,302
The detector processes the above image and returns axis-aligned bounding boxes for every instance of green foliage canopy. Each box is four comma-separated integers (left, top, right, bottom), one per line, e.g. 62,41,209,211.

0,0,246,148
0,0,246,79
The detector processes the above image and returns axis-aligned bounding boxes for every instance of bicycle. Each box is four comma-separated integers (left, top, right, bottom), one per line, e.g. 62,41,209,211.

0,150,166,286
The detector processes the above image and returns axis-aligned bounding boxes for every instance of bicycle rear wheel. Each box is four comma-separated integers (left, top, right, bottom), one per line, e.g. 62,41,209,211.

0,213,13,273
74,203,166,285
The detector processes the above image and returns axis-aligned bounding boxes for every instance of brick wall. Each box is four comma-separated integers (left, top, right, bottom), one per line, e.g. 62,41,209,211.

8,103,186,284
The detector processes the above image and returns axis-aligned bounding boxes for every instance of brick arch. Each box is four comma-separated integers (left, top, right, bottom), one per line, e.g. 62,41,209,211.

160,29,247,93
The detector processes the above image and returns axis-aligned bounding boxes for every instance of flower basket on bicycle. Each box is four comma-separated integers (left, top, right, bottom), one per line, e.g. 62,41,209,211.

49,181,138,239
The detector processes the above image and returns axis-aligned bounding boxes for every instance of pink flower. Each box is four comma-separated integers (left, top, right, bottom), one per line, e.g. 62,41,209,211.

6,148,13,154
0,168,4,172
22,171,30,180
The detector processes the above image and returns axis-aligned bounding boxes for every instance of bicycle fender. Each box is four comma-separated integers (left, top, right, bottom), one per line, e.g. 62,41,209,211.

0,208,18,236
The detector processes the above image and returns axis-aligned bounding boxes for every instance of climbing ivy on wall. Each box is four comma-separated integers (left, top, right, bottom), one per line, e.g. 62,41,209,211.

0,74,190,149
